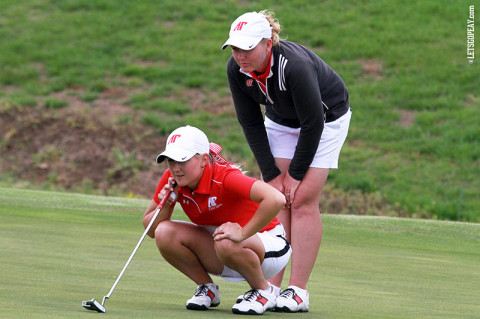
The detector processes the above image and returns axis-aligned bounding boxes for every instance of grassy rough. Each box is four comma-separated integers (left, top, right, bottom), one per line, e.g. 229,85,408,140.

0,1,478,221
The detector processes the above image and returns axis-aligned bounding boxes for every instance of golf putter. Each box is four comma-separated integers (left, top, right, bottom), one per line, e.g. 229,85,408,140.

82,185,176,313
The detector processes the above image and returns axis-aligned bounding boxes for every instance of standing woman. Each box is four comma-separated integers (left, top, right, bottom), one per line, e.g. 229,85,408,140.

143,125,291,315
222,10,352,312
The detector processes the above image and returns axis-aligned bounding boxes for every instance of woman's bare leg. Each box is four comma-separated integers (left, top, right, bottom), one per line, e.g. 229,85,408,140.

154,221,224,284
267,159,328,290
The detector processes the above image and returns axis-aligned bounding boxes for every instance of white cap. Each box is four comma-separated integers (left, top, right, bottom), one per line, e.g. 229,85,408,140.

156,126,209,163
221,12,272,50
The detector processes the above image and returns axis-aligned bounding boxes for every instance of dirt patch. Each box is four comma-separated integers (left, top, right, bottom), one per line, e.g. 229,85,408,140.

0,88,408,218
464,93,479,106
359,59,384,79
0,82,243,198
182,89,235,115
0,86,238,198
0,101,167,198
397,109,416,128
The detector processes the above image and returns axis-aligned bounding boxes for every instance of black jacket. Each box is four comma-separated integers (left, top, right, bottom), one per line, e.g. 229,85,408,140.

227,40,350,182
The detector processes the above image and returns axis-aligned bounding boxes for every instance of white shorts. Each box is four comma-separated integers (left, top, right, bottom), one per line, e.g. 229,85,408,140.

204,224,291,282
265,109,352,169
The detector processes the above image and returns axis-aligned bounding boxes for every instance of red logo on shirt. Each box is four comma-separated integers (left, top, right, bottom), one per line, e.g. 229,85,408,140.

233,21,248,31
246,79,253,87
168,134,181,144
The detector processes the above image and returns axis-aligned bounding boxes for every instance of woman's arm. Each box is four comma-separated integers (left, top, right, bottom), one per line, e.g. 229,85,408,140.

243,180,286,238
227,58,281,182
142,178,177,238
214,180,285,242
287,61,324,181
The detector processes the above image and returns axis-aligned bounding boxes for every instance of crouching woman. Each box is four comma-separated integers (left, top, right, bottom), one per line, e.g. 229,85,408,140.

143,125,291,315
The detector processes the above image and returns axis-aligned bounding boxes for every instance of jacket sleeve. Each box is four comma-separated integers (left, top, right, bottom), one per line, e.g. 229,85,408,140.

227,59,281,182
286,60,325,180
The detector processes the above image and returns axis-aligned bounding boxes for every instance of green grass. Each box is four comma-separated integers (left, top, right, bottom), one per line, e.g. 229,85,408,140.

1,187,479,318
0,0,479,221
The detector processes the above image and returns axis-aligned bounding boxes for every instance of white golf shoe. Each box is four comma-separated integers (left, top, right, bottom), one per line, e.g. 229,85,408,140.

236,283,281,303
275,286,309,312
232,285,277,315
186,283,220,310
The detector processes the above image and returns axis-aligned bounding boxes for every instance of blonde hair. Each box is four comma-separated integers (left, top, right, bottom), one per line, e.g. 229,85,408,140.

259,9,282,46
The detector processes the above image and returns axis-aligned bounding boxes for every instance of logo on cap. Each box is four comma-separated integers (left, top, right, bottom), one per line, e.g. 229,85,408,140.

233,21,248,31
168,134,181,144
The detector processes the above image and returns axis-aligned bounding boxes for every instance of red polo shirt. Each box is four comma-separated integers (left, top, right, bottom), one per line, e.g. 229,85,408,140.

153,163,280,232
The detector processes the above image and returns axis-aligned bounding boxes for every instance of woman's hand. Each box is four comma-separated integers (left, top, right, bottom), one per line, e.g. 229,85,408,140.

157,177,178,206
266,174,285,193
213,222,244,242
267,173,300,208
283,172,301,206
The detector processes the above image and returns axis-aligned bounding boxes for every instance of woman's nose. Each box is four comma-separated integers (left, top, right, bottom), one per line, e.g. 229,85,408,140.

169,162,181,170
235,51,246,60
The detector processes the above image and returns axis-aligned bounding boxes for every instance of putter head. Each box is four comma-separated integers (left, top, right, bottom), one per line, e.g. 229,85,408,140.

82,298,106,313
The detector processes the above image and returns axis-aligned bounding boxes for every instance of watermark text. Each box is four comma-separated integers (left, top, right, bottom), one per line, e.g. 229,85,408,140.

467,5,475,64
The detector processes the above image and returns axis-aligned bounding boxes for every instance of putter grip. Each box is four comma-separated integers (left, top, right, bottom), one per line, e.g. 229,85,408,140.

158,181,177,208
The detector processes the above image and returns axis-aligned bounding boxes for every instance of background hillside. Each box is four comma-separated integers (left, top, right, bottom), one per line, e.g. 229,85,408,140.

0,0,478,221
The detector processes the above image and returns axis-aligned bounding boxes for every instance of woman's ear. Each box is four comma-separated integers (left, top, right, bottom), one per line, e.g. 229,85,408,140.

263,38,272,55
201,153,209,168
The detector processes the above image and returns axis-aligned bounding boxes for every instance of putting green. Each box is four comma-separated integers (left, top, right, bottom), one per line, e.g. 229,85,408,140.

1,187,479,318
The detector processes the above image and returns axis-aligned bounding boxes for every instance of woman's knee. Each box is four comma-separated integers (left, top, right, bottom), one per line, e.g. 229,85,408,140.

292,179,326,212
214,239,234,256
154,221,178,248
291,194,321,214
291,186,321,208
214,238,265,268
214,239,246,263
